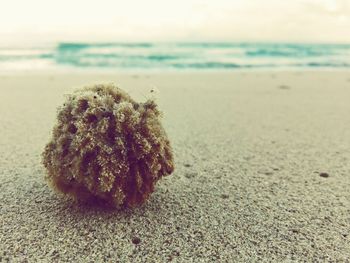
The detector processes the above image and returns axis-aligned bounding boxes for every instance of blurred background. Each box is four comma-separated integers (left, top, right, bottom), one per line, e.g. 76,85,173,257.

1,0,350,71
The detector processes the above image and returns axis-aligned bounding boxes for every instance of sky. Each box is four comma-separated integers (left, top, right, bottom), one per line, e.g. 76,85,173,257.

0,0,349,44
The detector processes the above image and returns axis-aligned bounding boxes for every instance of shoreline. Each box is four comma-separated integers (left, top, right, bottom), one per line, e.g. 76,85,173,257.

1,68,350,76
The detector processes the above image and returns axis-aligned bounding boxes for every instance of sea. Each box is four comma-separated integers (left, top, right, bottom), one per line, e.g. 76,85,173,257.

1,42,350,71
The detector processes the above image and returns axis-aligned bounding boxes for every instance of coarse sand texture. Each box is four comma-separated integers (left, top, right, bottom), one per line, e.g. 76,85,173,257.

42,83,174,208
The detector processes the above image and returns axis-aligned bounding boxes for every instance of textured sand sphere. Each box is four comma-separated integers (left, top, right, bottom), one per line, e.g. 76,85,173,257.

42,83,174,208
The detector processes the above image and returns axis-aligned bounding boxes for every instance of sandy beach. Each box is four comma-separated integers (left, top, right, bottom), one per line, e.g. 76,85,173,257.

1,71,350,262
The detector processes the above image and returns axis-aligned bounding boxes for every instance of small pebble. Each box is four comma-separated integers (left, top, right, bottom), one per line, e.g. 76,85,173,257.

319,172,329,178
278,85,290,90
185,173,196,179
258,169,273,175
132,237,141,245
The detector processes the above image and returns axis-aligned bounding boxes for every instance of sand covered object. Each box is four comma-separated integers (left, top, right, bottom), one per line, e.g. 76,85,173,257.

42,83,174,208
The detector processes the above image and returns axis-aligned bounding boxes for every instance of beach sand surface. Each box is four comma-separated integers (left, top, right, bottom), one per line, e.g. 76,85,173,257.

1,72,350,262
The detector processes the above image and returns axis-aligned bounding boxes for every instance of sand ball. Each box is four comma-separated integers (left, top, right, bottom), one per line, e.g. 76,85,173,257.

42,83,174,208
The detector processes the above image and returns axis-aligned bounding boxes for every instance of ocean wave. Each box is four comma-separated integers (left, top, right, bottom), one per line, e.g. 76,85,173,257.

57,42,153,51
1,42,350,70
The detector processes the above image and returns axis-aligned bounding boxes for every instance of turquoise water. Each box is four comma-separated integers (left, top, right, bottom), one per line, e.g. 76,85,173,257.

1,42,350,71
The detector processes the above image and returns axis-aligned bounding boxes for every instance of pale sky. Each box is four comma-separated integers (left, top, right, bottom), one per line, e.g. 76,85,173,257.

1,0,349,44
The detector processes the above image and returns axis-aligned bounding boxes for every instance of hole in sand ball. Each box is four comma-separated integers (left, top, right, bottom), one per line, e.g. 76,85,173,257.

93,96,97,99
82,152,96,167
67,124,77,134
86,114,98,123
78,99,89,111
184,163,191,168
221,194,229,199
62,149,69,157
132,237,141,245
319,172,329,178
